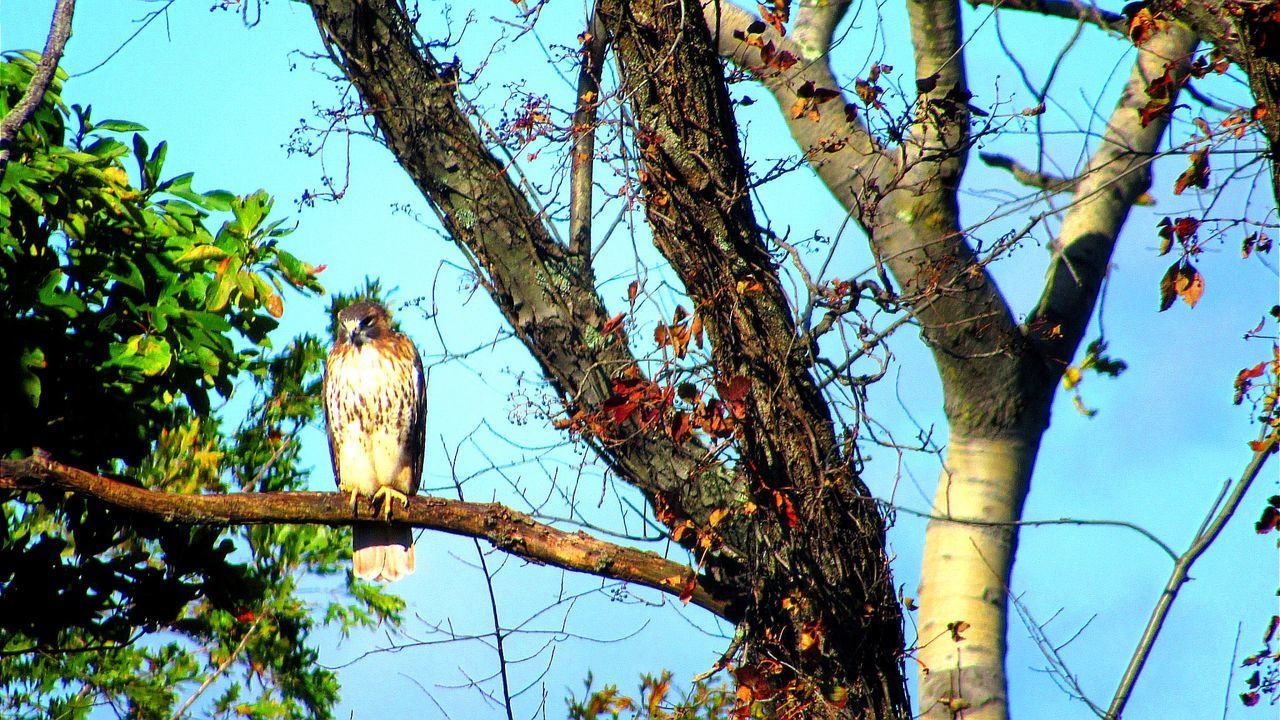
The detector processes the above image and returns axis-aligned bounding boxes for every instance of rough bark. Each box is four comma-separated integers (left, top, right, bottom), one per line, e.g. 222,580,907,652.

601,1,908,716
0,0,76,180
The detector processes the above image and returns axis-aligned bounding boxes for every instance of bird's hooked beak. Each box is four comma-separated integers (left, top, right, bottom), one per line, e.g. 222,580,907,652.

346,322,367,348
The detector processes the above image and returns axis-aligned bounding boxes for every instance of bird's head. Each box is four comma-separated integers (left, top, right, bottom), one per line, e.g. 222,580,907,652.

337,302,392,348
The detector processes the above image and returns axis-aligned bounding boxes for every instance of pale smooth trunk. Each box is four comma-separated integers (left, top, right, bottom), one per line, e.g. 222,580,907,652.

917,433,1040,720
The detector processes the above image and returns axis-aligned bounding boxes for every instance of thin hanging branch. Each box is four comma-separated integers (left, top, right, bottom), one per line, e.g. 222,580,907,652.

0,0,76,181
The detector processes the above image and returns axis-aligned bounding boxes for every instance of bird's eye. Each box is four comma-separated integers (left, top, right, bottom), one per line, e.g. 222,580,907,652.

358,315,375,329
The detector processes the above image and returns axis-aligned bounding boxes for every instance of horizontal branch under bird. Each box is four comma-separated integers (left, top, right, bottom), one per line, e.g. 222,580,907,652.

0,452,727,617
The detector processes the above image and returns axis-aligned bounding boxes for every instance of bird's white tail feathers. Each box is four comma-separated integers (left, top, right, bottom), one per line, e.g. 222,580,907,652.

352,525,415,582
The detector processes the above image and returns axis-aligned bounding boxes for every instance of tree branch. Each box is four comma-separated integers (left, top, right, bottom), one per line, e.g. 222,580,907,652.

965,0,1126,34
568,2,608,263
601,1,910,714
979,151,1155,204
792,0,852,60
0,0,76,181
701,2,889,205
1029,24,1199,372
1148,0,1280,205
1106,433,1279,719
0,455,727,618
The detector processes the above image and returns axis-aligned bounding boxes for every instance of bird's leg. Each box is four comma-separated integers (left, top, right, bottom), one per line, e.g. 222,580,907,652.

372,485,410,521
337,481,360,513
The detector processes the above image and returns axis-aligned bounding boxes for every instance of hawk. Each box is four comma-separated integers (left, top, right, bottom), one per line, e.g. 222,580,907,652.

323,301,426,582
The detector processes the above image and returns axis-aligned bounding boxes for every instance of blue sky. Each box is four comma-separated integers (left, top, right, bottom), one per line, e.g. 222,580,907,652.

5,1,1277,718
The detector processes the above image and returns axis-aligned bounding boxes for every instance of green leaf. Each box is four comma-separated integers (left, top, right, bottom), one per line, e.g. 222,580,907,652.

174,244,230,264
94,119,148,133
19,347,45,407
206,275,234,311
134,336,173,376
144,140,167,190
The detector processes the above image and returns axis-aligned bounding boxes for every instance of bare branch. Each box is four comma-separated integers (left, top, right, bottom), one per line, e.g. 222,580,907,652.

979,151,1155,204
0,0,76,181
1149,0,1280,204
168,615,263,720
965,0,1126,34
568,3,608,263
1106,434,1279,719
0,454,727,618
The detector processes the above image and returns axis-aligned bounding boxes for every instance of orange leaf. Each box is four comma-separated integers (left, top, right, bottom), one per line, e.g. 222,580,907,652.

1174,264,1204,307
1174,148,1210,195
709,507,730,527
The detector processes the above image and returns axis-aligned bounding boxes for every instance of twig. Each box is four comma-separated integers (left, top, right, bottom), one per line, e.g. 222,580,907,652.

0,0,76,181
966,0,1125,33
1105,433,1279,719
445,440,515,720
167,615,263,720
979,152,1156,205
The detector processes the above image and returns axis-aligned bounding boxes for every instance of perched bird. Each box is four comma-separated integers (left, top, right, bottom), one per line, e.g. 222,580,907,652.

323,301,426,582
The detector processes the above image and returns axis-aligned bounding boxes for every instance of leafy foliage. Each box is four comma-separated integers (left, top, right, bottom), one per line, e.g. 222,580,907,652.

0,53,402,719
568,672,739,720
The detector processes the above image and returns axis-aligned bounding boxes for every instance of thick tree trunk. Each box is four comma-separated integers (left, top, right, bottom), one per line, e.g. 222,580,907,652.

599,2,910,716
916,431,1042,720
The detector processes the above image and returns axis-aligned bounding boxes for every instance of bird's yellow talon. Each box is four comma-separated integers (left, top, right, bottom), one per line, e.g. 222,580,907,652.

372,486,410,521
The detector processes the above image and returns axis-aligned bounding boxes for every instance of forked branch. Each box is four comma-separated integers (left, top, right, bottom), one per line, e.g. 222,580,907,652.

0,454,727,617
1106,433,1279,718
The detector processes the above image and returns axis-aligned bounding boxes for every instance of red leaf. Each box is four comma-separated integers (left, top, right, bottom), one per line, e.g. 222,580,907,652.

627,280,640,303
602,397,638,424
670,411,692,443
1172,216,1199,241
1257,506,1279,534
601,312,625,336
773,491,799,527
678,572,697,604
717,376,752,419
